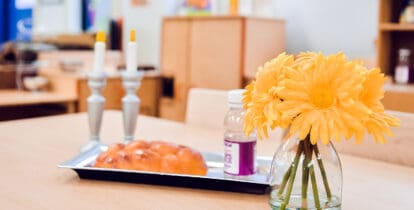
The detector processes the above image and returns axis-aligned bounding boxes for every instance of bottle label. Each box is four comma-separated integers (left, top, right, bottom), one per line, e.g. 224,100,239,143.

224,139,256,176
395,66,409,84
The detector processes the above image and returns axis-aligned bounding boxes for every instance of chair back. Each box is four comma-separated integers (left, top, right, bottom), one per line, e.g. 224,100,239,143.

334,110,414,167
185,88,228,129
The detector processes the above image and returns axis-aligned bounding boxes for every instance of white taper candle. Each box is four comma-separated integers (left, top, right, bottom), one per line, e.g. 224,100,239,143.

127,29,137,73
93,31,106,72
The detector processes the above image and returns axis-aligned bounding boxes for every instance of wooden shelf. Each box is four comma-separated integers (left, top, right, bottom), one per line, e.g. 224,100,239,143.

376,0,414,75
379,23,414,31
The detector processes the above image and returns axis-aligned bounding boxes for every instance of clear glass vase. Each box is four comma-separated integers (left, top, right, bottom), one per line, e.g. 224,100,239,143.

268,136,342,210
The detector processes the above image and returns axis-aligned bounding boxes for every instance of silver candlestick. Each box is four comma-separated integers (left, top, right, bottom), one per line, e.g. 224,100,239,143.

122,71,143,144
80,71,107,153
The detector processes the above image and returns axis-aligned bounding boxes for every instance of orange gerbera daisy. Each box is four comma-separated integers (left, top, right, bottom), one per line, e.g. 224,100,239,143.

356,68,400,143
243,51,400,145
243,53,294,139
277,52,369,144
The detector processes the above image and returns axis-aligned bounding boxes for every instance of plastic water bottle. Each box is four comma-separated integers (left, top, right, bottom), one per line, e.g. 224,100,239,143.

224,89,257,178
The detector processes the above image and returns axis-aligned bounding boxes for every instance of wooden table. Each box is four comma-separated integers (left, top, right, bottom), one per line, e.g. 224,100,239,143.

0,90,77,112
0,111,413,209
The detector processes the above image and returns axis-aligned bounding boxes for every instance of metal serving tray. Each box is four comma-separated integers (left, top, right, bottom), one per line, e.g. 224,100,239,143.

59,146,273,194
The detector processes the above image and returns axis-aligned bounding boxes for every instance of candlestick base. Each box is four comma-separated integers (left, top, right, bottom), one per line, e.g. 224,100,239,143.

80,140,102,153
122,71,143,144
124,135,134,144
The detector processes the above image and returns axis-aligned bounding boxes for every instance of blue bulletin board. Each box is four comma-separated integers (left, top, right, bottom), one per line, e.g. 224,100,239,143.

6,0,33,42
0,1,6,44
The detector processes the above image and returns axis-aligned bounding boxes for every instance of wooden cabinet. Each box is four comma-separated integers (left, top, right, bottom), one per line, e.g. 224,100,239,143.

38,51,162,117
160,16,285,121
377,0,414,75
377,1,414,113
383,83,414,113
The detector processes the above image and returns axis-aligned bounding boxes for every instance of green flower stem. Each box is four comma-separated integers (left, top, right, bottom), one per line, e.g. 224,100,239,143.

309,164,322,210
277,165,292,196
300,157,309,210
300,138,313,210
314,144,332,200
280,141,304,210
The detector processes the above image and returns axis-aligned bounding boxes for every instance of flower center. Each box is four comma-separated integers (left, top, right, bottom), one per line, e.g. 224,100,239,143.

310,87,334,108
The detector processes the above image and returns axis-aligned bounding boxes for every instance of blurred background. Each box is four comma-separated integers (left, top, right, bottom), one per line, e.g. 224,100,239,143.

0,0,412,122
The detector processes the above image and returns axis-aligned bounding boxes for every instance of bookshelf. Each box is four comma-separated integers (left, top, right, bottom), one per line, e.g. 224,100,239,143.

377,0,414,75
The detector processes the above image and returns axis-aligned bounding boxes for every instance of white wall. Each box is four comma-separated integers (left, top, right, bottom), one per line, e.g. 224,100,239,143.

274,0,378,59
122,0,379,67
33,0,82,36
122,0,165,67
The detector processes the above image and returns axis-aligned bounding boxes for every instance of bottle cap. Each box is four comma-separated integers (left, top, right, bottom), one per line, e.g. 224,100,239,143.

399,48,411,56
228,89,245,108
